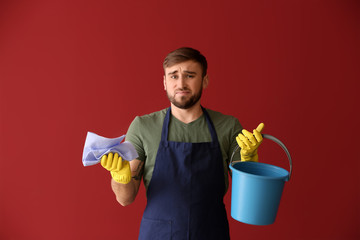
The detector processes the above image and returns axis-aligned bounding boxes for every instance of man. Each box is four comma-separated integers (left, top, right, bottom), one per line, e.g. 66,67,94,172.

101,47,263,239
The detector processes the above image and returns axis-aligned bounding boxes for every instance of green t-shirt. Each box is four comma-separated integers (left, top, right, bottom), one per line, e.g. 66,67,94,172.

125,108,242,193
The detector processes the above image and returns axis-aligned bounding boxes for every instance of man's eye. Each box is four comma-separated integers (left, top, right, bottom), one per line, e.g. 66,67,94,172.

187,75,194,78
170,75,178,79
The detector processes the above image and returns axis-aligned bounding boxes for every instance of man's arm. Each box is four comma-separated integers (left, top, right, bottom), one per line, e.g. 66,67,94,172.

110,115,147,205
101,152,144,206
110,159,144,206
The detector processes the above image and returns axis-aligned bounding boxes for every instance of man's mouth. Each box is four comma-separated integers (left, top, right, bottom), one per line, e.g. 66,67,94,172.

175,89,191,96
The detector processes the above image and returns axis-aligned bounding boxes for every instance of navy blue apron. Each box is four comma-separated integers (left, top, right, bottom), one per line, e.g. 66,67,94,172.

138,107,230,240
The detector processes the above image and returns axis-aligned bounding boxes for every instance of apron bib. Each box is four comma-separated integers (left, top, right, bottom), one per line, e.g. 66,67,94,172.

139,107,230,240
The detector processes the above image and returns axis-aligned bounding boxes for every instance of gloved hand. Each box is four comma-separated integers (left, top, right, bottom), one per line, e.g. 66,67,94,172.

236,123,265,162
101,152,131,184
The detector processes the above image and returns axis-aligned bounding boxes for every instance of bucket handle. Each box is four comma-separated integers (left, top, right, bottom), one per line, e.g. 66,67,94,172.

230,134,292,180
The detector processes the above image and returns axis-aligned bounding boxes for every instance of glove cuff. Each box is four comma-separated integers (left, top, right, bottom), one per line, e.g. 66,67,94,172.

110,171,131,184
241,152,259,162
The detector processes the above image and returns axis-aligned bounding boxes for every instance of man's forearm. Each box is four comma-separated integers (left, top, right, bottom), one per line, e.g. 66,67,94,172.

111,178,139,206
110,159,143,206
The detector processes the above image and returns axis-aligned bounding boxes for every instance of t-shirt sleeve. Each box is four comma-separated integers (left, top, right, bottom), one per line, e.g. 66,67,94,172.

125,116,146,162
228,118,243,163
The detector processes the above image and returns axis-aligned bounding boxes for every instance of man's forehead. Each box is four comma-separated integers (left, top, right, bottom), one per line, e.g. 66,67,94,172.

165,60,201,74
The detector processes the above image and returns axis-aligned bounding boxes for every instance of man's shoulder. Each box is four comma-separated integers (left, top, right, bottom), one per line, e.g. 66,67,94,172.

132,108,168,126
206,108,238,123
138,108,167,120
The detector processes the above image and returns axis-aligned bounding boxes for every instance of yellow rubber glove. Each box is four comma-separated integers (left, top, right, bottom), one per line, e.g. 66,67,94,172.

236,123,265,162
101,152,131,184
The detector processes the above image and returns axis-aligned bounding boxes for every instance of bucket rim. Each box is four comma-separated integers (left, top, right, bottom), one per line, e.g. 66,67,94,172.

229,161,289,181
230,133,292,180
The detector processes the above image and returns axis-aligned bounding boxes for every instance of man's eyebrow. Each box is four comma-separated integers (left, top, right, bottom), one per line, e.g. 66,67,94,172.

167,70,197,75
184,70,197,74
168,70,178,75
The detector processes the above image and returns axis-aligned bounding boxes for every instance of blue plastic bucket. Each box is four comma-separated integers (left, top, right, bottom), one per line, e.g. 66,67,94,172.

229,134,292,225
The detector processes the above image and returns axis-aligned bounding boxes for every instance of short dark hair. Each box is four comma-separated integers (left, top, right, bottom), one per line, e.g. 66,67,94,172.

163,47,208,77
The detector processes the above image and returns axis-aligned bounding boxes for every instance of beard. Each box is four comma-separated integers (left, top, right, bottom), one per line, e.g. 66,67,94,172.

166,87,203,109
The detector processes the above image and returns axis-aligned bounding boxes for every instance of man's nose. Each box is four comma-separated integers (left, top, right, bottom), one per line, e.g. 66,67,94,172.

178,75,186,88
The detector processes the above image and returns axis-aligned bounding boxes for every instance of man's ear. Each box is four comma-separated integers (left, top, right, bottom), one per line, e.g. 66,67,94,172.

202,75,209,89
163,75,167,91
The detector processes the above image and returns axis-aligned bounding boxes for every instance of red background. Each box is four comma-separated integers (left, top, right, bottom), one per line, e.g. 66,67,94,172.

1,0,359,239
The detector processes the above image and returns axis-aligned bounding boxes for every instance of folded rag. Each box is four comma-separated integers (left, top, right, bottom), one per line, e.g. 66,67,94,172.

82,132,138,167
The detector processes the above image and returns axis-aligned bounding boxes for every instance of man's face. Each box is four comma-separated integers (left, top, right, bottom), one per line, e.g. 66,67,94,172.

163,60,208,109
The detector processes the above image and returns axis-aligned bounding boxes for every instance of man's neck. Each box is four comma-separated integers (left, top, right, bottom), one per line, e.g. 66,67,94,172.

170,103,203,124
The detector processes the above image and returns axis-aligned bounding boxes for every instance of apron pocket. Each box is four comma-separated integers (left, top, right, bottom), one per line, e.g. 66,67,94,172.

138,217,172,240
